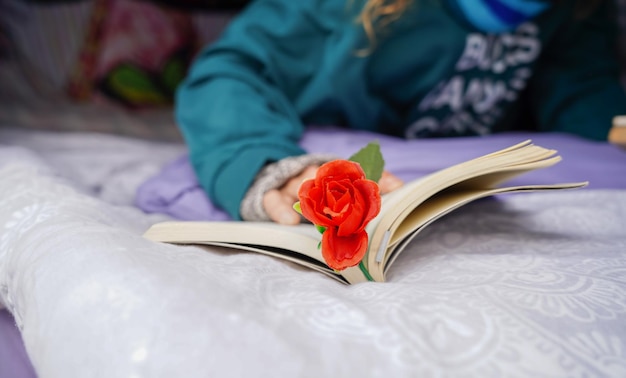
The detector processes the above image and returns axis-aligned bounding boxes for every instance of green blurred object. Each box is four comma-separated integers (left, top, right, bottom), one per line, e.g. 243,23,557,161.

101,63,171,107
98,47,192,108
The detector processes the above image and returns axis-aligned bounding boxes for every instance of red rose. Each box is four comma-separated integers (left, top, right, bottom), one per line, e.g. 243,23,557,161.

298,160,381,270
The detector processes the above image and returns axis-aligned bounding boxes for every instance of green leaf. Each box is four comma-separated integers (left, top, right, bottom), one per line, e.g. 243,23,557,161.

293,201,302,215
316,225,327,234
348,141,385,183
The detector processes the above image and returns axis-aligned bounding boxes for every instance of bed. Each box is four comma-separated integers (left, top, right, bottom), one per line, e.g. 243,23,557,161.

2,0,626,376
1,124,625,378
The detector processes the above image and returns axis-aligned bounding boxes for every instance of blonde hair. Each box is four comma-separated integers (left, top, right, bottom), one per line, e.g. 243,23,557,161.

355,0,607,50
356,0,413,50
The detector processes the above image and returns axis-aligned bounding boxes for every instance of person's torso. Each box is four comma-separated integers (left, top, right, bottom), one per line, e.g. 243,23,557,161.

296,0,567,138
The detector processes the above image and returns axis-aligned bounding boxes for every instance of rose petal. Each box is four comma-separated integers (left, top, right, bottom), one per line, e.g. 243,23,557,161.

321,228,369,271
325,181,350,214
316,160,365,184
354,179,381,222
336,178,380,236
299,181,336,227
298,160,381,234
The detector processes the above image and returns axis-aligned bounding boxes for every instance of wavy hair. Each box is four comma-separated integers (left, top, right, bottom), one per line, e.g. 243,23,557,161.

356,0,606,51
357,0,413,48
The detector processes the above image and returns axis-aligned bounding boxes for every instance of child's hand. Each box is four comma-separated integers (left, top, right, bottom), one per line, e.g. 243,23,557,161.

263,166,319,225
263,166,403,225
379,170,405,194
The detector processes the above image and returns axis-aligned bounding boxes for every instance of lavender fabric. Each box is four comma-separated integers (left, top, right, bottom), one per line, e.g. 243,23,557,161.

0,310,36,378
135,128,626,220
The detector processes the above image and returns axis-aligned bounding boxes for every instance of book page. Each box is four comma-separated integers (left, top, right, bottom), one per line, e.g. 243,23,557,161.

382,182,587,274
144,221,324,261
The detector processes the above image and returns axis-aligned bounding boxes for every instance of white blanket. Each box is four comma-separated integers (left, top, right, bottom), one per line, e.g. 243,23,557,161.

1,128,625,377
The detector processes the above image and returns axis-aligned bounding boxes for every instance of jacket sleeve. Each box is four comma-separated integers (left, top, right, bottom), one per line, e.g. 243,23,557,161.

528,2,626,140
175,0,335,219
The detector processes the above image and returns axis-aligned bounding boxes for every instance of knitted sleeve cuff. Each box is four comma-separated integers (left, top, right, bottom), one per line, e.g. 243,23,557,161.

239,153,337,222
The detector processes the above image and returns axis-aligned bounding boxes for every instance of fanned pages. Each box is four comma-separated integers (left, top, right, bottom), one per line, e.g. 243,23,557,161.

143,141,587,284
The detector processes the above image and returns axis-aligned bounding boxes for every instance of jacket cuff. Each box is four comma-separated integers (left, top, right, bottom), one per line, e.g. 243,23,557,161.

240,153,337,222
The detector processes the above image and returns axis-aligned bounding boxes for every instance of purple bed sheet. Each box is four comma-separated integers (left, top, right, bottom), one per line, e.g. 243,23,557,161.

135,128,626,221
0,310,35,378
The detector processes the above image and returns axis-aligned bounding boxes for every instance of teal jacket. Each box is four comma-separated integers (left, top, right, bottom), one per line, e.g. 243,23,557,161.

176,0,626,219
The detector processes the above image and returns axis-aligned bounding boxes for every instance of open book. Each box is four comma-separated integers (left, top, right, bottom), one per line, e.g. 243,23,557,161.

143,140,587,284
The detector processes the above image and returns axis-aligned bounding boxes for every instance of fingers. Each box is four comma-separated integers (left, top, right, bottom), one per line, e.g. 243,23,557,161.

263,189,301,225
264,165,319,225
282,165,318,198
379,171,403,194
